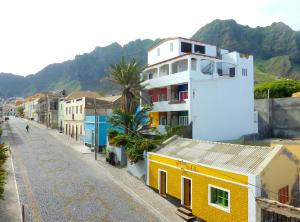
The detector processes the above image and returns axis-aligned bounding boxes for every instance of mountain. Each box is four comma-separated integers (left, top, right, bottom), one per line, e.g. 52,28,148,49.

0,39,160,98
1,19,300,98
192,19,300,82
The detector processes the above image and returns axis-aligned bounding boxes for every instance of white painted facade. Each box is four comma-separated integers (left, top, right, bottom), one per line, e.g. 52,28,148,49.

141,37,258,141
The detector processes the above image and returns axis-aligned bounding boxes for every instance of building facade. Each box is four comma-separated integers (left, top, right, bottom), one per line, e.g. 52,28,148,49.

84,95,121,148
141,37,258,141
64,91,104,143
147,136,300,222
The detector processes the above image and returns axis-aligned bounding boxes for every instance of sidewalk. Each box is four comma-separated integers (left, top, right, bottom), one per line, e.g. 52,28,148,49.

0,127,22,222
25,119,184,222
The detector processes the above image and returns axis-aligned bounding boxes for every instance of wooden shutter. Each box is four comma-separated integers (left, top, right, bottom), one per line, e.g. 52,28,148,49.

278,185,289,203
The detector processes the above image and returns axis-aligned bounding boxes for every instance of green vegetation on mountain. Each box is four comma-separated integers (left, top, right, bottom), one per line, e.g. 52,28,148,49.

0,19,300,98
254,79,300,99
192,19,300,82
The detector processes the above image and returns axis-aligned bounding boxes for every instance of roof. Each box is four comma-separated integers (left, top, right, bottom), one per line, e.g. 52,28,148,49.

97,95,121,103
156,136,284,175
148,37,216,52
25,93,46,102
66,91,102,100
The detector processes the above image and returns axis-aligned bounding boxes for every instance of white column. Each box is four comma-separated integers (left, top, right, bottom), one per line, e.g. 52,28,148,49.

157,67,160,78
169,63,172,75
187,57,191,71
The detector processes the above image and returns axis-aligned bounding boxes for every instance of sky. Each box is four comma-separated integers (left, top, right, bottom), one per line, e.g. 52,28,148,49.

0,0,299,76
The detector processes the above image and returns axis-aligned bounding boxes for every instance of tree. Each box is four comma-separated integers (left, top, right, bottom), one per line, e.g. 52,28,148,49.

16,106,24,117
107,57,145,114
108,106,151,135
254,79,300,99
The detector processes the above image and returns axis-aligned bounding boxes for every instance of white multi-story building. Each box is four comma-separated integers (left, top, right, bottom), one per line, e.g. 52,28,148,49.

141,37,258,141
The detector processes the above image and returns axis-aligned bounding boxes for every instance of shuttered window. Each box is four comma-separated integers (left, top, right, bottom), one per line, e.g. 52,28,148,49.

210,187,229,208
278,185,289,204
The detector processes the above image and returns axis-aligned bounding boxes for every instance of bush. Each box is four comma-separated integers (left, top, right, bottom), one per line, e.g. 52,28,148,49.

0,144,8,199
107,130,119,144
111,134,128,147
254,79,300,99
126,136,157,164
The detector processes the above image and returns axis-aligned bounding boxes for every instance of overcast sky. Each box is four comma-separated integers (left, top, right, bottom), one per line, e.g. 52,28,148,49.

0,0,299,76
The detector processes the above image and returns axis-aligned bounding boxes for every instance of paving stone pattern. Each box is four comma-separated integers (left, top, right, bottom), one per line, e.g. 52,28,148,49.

7,118,158,222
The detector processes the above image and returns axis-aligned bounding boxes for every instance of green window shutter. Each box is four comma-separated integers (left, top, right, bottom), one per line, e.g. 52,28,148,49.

210,187,229,208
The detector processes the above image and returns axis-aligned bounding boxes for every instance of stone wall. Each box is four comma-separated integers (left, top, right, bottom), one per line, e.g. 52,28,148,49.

255,97,300,138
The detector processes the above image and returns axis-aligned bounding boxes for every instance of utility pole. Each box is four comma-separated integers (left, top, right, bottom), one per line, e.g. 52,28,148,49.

94,98,98,160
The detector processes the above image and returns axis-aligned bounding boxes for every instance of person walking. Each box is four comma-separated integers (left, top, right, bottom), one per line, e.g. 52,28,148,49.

26,124,29,133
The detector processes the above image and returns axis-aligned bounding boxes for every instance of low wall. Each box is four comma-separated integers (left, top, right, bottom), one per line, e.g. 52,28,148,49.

255,97,300,138
107,145,127,167
127,151,147,181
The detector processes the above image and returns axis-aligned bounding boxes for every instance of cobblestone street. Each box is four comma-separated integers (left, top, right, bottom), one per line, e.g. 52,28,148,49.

7,118,159,222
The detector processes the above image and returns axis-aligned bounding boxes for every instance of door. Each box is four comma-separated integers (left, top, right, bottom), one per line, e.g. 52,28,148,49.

159,171,167,196
75,125,78,141
183,178,191,208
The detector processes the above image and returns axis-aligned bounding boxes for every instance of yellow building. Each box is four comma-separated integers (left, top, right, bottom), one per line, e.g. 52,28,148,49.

147,136,300,222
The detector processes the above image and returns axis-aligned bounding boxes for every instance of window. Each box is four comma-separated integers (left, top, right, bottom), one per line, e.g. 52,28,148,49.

194,44,205,54
242,68,248,76
66,107,68,115
148,73,153,79
181,42,192,53
179,91,188,101
209,185,230,212
80,105,83,114
157,48,160,56
170,43,173,52
159,116,167,125
278,185,289,204
179,116,188,126
80,125,82,135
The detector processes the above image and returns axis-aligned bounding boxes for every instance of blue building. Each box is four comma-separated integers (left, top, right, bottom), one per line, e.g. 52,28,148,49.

84,115,112,148
84,94,121,149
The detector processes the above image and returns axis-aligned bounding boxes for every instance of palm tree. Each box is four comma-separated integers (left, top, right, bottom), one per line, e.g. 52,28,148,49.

107,57,145,114
108,106,151,135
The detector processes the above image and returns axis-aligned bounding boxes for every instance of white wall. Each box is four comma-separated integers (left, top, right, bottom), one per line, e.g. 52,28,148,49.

190,52,256,141
148,38,217,65
148,39,180,65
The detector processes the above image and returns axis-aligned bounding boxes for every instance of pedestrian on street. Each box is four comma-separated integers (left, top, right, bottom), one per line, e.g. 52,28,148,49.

26,124,29,133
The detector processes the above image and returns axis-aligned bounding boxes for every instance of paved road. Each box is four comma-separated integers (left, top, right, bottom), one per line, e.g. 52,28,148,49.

7,117,158,222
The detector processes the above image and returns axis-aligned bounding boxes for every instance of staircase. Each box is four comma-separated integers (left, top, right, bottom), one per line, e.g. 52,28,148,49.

176,207,195,221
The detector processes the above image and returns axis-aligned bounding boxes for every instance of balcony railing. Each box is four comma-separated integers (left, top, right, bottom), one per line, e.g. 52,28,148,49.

168,99,186,104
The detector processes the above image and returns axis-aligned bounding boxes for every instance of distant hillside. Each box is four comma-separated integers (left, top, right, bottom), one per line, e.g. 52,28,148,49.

1,19,300,98
192,19,300,82
0,39,160,98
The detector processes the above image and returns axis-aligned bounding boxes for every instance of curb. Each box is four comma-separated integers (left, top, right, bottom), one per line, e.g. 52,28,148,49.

2,124,22,222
